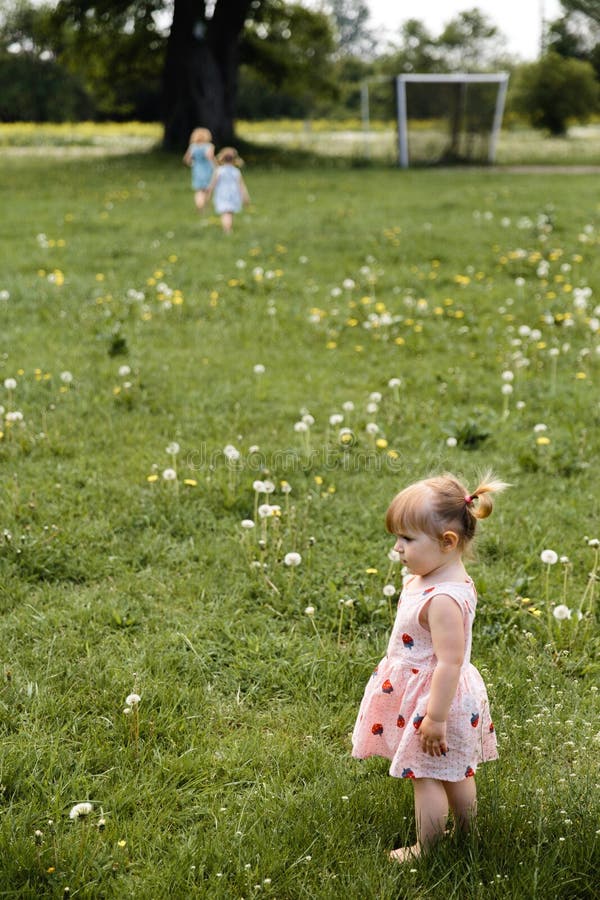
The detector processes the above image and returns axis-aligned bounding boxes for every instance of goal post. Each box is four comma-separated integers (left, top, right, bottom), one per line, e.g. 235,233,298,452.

395,73,509,168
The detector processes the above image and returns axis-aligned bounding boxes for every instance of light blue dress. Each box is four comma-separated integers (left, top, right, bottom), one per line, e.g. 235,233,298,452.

212,164,243,214
188,143,214,190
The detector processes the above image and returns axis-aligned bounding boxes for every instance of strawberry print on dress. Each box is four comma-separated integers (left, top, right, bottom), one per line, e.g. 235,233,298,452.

352,580,498,782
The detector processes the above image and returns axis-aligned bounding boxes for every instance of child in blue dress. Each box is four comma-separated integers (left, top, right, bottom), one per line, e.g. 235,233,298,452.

208,147,250,234
183,127,215,213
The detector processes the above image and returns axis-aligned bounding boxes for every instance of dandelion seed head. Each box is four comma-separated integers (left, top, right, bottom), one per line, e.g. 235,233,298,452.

241,519,255,529
3,378,17,390
540,549,558,565
162,467,177,481
69,802,93,820
284,552,302,566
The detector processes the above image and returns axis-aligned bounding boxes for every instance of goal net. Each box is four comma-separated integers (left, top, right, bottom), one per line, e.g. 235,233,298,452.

394,73,509,167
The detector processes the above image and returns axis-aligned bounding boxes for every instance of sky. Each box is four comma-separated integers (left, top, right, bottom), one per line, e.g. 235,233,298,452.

365,0,563,61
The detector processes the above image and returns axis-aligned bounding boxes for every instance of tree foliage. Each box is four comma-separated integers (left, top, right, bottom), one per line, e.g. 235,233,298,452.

511,51,599,135
559,0,600,26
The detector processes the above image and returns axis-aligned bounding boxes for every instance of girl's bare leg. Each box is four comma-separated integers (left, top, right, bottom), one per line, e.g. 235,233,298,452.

444,777,477,833
194,190,208,212
389,778,449,863
221,212,233,234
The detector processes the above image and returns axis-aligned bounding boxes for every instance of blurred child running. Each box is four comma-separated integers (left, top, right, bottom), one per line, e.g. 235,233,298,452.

208,147,250,234
183,127,215,213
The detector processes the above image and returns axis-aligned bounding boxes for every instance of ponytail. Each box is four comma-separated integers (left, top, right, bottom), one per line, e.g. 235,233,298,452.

467,471,510,520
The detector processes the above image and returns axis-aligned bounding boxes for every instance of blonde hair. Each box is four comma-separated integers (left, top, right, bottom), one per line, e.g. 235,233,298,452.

216,146,243,167
385,471,509,549
190,127,212,144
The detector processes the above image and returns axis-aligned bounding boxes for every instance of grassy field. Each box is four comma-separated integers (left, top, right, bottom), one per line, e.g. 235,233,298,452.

0,132,599,898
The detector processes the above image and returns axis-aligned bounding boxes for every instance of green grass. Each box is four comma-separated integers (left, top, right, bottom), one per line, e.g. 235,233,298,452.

0,140,599,898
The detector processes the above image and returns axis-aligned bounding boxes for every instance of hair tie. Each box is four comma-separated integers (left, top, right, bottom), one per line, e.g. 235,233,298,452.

464,494,474,505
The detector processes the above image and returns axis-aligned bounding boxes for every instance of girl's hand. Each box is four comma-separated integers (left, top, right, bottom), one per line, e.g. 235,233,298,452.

418,714,448,757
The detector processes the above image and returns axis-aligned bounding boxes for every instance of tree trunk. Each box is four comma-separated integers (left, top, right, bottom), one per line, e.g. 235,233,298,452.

162,0,253,151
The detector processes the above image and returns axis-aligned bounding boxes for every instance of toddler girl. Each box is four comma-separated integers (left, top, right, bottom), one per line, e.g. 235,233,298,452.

208,147,250,234
183,127,215,213
352,472,507,862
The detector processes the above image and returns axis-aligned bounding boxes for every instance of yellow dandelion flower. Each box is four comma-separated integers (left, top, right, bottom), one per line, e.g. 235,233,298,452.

141,311,153,321
154,270,164,278
326,341,337,349
146,277,156,287
376,438,388,449
536,341,546,349
394,337,405,346
0,432,4,440
354,345,364,352
563,284,572,293
346,318,358,327
113,386,121,395
360,296,372,305
536,436,551,445
520,597,532,605
413,324,423,333
327,485,336,494
546,291,556,299
147,474,159,483
387,449,399,460
228,278,239,287
531,608,542,617
95,273,105,282
444,297,454,306
575,372,587,380
375,302,386,313
314,476,323,486
183,479,197,486
434,307,444,315
340,432,353,444
365,567,378,574
118,840,127,848
168,254,178,263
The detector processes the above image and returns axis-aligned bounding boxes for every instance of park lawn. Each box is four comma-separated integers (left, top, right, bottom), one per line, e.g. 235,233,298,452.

0,147,599,898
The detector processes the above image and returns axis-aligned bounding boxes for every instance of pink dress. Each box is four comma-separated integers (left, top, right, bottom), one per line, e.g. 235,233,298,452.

352,578,497,781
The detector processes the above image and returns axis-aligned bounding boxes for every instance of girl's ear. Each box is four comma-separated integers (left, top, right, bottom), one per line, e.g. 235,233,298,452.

441,530,459,551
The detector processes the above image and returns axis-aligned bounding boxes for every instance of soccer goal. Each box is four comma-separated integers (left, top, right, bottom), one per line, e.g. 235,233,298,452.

394,73,509,167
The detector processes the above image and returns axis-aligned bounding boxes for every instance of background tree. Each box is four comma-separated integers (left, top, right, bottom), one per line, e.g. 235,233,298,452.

0,0,92,120
323,0,376,57
238,2,336,120
511,51,599,134
548,9,600,80
436,8,509,71
559,0,600,26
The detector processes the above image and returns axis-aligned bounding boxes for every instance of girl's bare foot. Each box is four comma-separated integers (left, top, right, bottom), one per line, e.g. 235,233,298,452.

388,843,421,863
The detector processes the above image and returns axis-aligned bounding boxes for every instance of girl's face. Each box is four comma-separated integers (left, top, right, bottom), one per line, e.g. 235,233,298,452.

393,528,451,578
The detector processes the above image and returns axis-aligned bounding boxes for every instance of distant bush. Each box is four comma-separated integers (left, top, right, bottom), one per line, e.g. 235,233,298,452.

510,52,600,135
0,52,93,122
